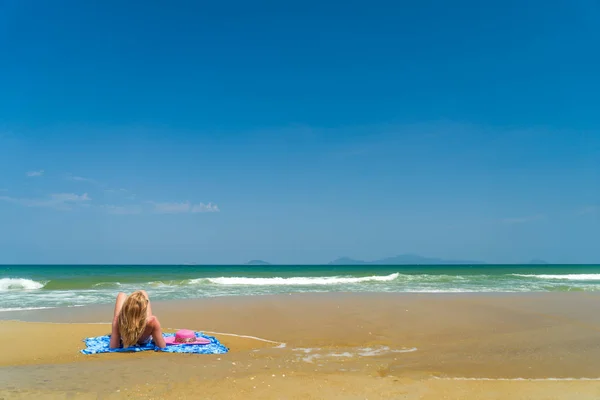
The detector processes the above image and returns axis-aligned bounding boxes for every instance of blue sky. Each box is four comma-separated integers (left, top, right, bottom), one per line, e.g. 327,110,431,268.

0,0,598,264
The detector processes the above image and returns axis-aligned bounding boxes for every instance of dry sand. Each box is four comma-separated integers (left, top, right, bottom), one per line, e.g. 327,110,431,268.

2,292,600,399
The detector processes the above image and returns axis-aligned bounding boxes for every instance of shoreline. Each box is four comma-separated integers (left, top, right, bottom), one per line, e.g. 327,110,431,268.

3,292,600,398
6,264,600,313
2,290,592,322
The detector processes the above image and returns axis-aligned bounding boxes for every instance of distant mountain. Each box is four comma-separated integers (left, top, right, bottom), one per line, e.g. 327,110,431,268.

245,260,271,266
529,259,549,265
329,254,485,266
328,257,368,265
376,254,486,265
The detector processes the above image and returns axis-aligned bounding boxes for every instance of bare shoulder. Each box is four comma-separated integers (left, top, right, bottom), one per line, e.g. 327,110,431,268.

147,315,161,327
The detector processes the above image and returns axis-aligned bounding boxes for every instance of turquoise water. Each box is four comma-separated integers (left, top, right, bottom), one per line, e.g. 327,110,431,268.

2,264,600,311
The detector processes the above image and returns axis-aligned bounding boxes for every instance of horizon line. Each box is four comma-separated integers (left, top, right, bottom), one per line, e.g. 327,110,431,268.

2,263,600,267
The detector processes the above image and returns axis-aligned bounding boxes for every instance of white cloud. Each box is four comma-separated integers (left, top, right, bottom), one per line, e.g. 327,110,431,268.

191,202,220,213
68,175,99,185
0,196,16,204
578,206,598,216
68,175,131,197
151,201,220,214
152,202,191,214
102,205,143,215
0,192,91,210
70,176,90,182
104,188,130,194
26,170,44,177
501,214,545,225
50,193,91,202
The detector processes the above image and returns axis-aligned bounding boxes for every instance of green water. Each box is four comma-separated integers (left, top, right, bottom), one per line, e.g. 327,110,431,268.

2,264,600,311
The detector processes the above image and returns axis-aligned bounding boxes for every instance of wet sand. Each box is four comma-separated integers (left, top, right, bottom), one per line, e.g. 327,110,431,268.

2,292,600,398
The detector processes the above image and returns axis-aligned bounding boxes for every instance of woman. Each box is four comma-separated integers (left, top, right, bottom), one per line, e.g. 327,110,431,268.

109,290,167,349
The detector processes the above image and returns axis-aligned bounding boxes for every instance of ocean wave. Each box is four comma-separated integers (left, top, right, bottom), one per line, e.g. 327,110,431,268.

0,306,54,312
395,274,468,282
192,273,400,286
0,278,46,291
512,274,600,281
92,282,122,288
0,304,86,312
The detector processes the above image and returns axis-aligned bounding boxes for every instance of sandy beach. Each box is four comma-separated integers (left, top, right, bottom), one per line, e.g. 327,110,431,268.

2,292,600,399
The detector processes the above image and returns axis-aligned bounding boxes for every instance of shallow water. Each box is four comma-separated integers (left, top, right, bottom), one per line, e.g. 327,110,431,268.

3,264,600,311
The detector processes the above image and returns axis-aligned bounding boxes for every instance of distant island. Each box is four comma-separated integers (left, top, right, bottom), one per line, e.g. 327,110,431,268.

245,260,271,266
529,259,549,265
329,254,486,266
240,255,551,266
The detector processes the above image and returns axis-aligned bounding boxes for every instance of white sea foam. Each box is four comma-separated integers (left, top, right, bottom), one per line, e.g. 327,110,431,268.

195,273,400,286
302,354,322,363
293,348,321,353
329,352,353,358
92,282,122,288
433,376,600,381
0,306,54,312
296,346,417,363
512,274,600,281
358,346,418,356
0,278,46,291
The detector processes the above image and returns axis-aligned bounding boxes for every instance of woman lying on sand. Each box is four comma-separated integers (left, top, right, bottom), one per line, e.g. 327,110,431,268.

109,290,167,349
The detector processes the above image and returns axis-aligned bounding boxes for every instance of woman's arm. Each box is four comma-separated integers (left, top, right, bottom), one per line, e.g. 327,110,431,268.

109,292,126,349
149,316,167,348
109,318,121,349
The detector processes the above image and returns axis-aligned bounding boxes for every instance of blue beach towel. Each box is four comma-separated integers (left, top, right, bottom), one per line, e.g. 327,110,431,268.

81,332,228,355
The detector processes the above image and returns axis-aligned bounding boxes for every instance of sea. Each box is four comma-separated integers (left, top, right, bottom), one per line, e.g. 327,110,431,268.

2,264,600,312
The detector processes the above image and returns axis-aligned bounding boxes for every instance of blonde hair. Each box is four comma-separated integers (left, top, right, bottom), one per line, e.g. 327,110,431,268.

118,291,148,348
